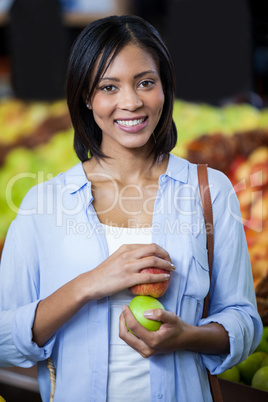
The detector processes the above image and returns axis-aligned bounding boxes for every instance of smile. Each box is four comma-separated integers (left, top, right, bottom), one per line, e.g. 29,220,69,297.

115,117,147,127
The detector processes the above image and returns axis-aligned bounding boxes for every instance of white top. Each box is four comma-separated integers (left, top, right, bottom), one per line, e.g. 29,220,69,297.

102,224,152,402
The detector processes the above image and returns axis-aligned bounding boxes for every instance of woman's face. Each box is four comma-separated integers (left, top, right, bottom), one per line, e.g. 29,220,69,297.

88,43,165,155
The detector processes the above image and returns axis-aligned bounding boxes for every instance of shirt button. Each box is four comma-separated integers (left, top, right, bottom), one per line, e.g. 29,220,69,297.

157,393,163,399
161,175,167,182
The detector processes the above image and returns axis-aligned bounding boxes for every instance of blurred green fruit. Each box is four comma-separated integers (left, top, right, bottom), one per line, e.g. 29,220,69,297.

238,352,266,385
0,396,6,402
261,354,268,368
217,366,240,382
128,295,165,334
255,327,268,354
251,366,268,391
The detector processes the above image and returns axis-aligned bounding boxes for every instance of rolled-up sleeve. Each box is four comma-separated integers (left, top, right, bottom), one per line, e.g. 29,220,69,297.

0,302,56,367
198,169,263,374
0,218,56,367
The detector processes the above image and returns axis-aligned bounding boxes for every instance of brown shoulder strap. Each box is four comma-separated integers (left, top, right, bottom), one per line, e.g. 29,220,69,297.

197,164,213,318
197,164,223,402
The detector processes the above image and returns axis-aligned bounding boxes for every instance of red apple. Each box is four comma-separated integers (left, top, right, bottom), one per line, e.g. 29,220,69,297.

128,268,171,298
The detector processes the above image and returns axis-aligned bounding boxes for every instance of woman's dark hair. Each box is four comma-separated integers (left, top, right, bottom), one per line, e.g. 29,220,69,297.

66,15,177,163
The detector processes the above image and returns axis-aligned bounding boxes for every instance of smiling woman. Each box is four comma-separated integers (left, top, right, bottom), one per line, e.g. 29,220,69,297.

0,14,263,402
66,15,176,163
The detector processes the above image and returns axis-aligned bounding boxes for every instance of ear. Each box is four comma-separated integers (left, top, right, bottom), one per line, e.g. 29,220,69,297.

83,92,92,109
84,97,92,109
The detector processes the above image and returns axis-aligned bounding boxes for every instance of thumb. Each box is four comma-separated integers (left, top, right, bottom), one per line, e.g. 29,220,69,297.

143,308,171,322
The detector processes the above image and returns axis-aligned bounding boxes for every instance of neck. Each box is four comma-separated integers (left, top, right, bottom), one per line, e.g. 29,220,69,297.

84,150,168,185
97,137,164,183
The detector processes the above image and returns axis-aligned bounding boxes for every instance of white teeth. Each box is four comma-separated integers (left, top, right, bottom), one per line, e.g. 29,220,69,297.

116,118,145,127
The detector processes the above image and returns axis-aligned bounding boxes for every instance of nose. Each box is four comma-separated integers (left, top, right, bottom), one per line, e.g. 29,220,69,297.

118,87,143,111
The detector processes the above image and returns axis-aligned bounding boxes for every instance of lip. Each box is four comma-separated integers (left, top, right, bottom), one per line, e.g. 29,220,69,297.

115,116,148,133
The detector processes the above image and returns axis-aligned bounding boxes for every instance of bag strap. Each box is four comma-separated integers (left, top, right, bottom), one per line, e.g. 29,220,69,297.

47,357,56,402
197,164,223,402
197,164,214,317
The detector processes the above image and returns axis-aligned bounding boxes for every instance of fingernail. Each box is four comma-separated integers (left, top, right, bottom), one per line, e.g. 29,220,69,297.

164,274,170,279
143,310,154,318
170,263,176,270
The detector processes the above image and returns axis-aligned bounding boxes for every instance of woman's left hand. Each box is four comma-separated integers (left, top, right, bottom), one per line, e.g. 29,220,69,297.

119,305,186,357
119,304,230,357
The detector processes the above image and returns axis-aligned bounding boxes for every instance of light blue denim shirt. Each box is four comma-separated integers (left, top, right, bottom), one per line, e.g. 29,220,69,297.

0,154,262,402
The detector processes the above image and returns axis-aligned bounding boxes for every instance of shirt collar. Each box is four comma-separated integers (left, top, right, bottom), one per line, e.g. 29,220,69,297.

64,153,189,195
164,153,189,183
65,162,90,194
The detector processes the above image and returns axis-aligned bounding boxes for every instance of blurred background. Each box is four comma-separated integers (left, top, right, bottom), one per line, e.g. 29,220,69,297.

0,0,267,400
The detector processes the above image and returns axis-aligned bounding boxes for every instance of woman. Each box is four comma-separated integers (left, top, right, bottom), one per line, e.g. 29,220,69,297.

0,15,262,402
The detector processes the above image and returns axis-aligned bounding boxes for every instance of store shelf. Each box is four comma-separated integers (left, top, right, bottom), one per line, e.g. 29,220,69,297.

0,366,39,392
0,0,129,27
0,369,38,392
62,12,114,27
219,378,268,401
0,365,41,401
0,12,8,25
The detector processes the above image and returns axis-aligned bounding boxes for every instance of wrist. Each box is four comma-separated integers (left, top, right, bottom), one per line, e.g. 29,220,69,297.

176,322,197,351
177,322,230,354
75,271,98,305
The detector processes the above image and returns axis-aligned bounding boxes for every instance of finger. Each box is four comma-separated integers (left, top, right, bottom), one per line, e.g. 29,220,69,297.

128,272,171,289
143,308,175,324
125,255,175,273
119,243,172,263
122,305,159,341
119,307,155,358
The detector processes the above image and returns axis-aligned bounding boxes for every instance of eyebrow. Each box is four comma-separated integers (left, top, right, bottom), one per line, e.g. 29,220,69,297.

100,70,158,82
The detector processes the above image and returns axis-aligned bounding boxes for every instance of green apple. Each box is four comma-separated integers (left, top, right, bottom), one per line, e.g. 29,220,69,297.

255,327,268,354
128,295,165,333
238,352,266,385
217,366,240,383
251,366,268,391
261,354,268,368
0,396,6,402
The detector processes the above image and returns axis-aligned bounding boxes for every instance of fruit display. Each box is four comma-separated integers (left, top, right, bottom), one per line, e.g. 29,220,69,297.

237,351,266,385
172,100,268,159
217,366,240,383
255,327,268,354
218,327,268,392
0,98,72,165
256,279,268,326
0,98,78,254
252,366,268,392
0,127,78,250
182,110,268,322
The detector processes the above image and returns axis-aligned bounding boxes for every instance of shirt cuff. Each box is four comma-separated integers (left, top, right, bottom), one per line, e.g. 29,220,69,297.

13,300,56,364
198,308,259,375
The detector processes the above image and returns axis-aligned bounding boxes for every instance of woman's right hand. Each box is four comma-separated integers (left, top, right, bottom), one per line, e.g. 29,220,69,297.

82,243,175,302
32,243,174,347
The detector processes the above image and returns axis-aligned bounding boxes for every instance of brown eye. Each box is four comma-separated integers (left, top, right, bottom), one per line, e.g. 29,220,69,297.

139,80,153,88
101,85,116,92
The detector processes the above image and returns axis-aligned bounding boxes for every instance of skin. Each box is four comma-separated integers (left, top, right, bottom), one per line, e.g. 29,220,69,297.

32,43,229,357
